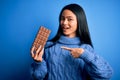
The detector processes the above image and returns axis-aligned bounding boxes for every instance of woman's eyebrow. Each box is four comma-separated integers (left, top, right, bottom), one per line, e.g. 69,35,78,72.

61,15,73,18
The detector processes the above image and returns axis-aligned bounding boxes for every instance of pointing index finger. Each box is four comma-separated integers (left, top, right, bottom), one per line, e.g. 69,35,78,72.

61,46,72,51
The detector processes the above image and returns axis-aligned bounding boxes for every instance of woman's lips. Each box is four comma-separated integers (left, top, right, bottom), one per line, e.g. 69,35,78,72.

62,26,70,31
62,28,69,31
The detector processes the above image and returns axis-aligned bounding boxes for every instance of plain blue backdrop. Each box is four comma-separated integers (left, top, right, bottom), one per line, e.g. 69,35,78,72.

0,0,120,80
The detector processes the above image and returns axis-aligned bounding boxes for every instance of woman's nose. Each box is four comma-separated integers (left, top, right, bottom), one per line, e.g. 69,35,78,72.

63,19,68,24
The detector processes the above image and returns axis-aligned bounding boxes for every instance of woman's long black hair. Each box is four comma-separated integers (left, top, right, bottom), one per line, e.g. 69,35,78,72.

50,3,93,47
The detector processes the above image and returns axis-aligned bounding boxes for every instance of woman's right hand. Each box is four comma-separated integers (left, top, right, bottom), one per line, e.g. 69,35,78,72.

31,45,44,62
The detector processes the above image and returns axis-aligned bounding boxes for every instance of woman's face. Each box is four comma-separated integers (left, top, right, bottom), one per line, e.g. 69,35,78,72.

60,9,77,38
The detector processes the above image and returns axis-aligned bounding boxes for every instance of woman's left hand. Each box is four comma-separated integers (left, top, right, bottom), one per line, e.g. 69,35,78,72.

61,46,84,58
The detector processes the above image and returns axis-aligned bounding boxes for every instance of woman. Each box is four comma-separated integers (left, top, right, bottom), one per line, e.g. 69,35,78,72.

31,4,113,80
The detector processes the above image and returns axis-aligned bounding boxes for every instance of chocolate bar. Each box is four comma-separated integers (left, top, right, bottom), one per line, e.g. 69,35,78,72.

32,26,51,52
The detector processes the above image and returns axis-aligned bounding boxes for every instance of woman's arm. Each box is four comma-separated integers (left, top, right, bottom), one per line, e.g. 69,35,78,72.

31,60,47,80
30,45,48,80
62,44,113,79
80,44,113,80
30,41,53,80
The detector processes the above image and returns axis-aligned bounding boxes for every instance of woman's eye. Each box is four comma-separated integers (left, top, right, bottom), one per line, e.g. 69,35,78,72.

61,17,65,20
68,18,73,21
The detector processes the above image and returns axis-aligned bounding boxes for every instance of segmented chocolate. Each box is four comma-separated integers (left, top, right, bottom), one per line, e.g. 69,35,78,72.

33,26,51,52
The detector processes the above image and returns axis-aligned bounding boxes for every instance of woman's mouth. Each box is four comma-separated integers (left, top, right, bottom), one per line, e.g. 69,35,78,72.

62,26,70,31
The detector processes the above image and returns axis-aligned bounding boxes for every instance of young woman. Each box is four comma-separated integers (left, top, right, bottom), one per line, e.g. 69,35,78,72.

31,4,113,80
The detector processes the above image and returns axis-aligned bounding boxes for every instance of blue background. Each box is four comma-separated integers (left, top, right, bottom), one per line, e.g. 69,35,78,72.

0,0,120,80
